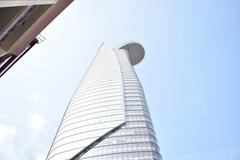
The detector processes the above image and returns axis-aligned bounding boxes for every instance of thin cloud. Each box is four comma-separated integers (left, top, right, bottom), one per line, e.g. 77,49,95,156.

35,151,47,160
0,144,21,160
0,124,17,141
28,113,47,131
28,92,48,104
0,114,20,160
0,113,7,120
185,95,202,109
0,113,17,142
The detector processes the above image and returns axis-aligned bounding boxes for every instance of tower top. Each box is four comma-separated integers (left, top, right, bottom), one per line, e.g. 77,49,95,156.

117,42,145,65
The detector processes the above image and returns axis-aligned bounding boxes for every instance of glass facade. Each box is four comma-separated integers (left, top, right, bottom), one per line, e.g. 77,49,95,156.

46,43,161,160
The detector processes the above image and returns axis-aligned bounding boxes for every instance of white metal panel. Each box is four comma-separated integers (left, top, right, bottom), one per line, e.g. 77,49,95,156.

47,43,125,160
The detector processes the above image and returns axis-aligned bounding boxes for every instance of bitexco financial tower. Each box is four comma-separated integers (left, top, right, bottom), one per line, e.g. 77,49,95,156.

46,42,162,160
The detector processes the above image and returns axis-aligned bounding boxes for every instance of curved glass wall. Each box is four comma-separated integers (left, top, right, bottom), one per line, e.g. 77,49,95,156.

46,43,161,160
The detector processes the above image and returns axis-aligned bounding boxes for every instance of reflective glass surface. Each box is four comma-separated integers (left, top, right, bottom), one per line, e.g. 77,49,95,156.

47,44,161,160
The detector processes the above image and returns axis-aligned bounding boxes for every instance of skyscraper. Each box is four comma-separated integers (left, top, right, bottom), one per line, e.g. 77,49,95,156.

46,42,162,160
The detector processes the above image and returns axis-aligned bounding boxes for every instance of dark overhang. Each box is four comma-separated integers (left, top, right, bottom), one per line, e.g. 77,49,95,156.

0,0,73,77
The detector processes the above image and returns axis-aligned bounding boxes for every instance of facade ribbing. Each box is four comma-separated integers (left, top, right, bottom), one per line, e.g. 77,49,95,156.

46,42,161,160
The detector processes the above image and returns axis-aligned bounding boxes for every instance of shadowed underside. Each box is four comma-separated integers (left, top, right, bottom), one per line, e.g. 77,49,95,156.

117,42,145,65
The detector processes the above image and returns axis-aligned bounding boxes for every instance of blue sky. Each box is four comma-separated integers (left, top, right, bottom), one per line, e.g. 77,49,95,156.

0,0,240,159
